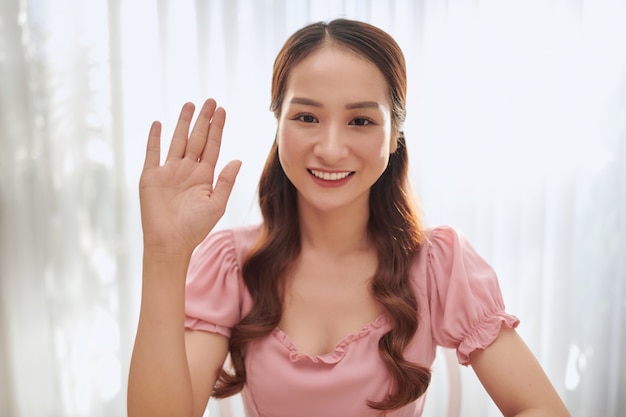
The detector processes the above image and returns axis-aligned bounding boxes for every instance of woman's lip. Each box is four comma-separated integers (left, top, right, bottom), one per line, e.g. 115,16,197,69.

308,169,355,181
307,169,355,187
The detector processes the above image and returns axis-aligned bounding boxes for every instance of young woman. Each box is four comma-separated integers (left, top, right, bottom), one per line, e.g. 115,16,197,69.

128,19,570,417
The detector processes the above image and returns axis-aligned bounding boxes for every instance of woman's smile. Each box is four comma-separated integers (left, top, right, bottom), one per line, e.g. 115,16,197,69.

308,169,354,181
307,169,355,188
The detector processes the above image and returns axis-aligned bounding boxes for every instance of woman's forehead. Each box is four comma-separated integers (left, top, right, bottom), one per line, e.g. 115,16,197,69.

284,45,390,103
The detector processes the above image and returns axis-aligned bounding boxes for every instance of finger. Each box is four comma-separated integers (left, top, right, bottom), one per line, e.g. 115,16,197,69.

143,121,162,170
185,98,217,161
200,106,227,183
211,160,242,206
165,102,195,162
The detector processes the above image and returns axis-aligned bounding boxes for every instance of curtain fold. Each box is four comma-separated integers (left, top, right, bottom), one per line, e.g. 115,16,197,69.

1,0,127,415
1,1,624,416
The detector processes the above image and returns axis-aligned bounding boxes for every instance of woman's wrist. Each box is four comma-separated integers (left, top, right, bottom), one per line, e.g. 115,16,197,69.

143,241,195,261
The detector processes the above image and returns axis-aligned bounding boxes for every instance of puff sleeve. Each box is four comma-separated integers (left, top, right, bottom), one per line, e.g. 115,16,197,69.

184,229,247,338
426,226,519,365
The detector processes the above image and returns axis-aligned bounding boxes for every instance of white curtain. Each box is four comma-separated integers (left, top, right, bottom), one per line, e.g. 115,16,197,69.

1,1,624,416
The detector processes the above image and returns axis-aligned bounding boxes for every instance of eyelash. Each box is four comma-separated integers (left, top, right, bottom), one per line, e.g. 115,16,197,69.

349,117,373,126
293,114,374,126
295,114,318,123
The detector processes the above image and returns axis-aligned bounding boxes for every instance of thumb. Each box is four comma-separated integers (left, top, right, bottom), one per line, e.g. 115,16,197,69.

211,160,242,204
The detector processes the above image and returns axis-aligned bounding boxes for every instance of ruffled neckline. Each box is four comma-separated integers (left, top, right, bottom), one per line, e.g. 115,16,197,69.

272,313,393,364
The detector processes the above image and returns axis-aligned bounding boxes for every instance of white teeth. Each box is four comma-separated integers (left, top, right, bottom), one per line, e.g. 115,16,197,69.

310,169,352,181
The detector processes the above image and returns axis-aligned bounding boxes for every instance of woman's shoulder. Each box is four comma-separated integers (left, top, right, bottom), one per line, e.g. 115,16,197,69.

210,223,261,245
424,224,462,240
420,224,464,255
185,224,261,335
198,223,262,265
412,224,486,282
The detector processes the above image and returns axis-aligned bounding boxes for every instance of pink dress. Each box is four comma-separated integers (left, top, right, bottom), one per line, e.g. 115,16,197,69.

184,225,519,417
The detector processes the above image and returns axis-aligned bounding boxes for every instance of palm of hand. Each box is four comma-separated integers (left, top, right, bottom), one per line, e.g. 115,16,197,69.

139,99,241,253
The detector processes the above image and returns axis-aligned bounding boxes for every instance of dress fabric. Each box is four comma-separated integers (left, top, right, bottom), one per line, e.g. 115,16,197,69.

184,225,519,417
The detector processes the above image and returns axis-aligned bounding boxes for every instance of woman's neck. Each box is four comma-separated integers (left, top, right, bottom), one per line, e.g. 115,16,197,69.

297,201,371,256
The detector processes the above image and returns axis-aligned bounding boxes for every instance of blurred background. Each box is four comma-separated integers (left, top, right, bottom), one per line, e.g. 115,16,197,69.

1,0,625,416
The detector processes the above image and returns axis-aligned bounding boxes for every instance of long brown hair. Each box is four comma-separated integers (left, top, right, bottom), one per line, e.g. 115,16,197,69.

213,18,431,410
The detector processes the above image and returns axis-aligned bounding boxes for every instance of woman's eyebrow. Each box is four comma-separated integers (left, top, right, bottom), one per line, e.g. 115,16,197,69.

345,101,380,110
290,97,323,107
290,97,381,110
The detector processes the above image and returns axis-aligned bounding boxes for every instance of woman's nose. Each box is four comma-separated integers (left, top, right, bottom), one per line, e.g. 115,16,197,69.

313,123,348,162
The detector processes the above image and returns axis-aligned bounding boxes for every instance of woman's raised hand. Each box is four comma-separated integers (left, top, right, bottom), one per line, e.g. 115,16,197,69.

139,99,241,254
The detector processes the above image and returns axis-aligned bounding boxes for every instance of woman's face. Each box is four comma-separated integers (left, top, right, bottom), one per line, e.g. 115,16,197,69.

276,44,397,216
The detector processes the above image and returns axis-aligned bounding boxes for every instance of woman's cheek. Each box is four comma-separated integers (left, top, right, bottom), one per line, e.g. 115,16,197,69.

278,124,306,155
277,125,300,171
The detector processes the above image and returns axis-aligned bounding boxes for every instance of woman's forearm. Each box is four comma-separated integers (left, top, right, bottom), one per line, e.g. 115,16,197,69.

127,249,194,417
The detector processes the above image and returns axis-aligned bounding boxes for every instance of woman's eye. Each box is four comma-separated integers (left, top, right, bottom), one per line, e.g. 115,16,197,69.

296,114,318,123
350,117,372,126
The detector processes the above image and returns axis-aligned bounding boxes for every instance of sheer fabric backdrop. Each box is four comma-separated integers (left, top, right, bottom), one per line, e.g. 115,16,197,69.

0,0,624,416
